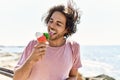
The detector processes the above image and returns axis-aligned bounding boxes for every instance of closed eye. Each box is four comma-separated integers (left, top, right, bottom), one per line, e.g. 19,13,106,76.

49,18,64,27
56,21,64,27
48,19,53,23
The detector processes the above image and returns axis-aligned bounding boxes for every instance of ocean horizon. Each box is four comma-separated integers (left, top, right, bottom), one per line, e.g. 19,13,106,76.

0,45,120,79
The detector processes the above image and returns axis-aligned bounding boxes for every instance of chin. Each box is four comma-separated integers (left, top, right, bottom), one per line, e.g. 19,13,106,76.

50,36,59,41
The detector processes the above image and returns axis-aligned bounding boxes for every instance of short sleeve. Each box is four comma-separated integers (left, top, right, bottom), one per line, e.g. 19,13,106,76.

14,40,37,70
71,42,82,69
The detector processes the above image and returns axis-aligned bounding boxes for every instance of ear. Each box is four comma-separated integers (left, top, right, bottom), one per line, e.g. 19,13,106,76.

63,28,69,38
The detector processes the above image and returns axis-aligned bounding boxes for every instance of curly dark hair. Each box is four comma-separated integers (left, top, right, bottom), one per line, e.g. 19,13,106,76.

44,5,81,38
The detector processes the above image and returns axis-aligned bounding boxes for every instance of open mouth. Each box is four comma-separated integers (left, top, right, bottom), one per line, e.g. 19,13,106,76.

49,29,57,36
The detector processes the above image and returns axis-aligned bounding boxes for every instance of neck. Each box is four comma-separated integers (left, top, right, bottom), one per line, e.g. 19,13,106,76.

48,38,66,47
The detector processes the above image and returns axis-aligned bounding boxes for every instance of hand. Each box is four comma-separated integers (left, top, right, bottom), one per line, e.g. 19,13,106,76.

28,43,47,63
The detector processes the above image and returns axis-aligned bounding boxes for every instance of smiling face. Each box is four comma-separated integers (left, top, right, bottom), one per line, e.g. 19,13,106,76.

47,11,68,41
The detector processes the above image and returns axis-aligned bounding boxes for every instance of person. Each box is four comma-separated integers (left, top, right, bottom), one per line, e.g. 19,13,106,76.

13,1,82,80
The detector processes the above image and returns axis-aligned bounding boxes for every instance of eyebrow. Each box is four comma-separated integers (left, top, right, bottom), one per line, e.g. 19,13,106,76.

50,18,64,25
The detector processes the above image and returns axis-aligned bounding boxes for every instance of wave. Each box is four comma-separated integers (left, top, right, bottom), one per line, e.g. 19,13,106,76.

79,60,120,80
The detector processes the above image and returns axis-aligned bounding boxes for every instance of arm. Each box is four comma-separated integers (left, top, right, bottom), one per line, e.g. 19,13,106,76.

13,58,35,80
66,68,83,80
13,43,47,80
66,68,78,80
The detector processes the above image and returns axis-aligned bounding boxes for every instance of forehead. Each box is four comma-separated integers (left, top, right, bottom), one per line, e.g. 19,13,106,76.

50,11,66,23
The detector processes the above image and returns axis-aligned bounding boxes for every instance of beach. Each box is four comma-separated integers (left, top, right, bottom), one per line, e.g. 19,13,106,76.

0,52,21,80
0,52,21,69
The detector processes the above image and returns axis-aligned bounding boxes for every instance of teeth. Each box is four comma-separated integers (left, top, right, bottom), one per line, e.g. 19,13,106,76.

50,29,56,34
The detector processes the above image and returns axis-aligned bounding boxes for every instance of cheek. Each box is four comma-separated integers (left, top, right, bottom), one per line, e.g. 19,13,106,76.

58,30,67,35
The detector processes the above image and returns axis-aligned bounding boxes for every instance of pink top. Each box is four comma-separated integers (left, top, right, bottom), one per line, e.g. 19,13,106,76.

15,40,82,80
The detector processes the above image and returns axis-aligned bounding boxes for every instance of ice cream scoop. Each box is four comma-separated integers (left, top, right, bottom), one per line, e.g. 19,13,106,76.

36,32,49,43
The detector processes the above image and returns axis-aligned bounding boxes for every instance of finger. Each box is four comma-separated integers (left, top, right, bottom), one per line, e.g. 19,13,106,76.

34,43,47,49
39,48,46,52
38,51,46,58
40,53,45,59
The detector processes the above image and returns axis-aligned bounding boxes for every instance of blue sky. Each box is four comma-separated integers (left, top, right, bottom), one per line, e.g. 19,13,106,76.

0,0,120,46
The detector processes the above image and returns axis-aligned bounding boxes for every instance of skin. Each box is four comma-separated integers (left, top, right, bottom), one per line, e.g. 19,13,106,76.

13,11,79,80
47,11,67,47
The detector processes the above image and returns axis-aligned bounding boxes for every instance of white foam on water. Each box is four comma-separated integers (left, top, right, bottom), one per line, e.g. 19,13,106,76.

79,60,114,77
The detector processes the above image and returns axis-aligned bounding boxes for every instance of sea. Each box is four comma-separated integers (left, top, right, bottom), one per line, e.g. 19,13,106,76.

0,45,120,80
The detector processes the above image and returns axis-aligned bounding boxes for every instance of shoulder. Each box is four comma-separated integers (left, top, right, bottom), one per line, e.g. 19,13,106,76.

26,39,37,48
22,40,37,56
67,40,80,48
67,40,80,55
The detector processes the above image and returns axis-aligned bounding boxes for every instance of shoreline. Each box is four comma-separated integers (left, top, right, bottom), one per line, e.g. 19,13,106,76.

0,52,21,80
0,52,21,70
